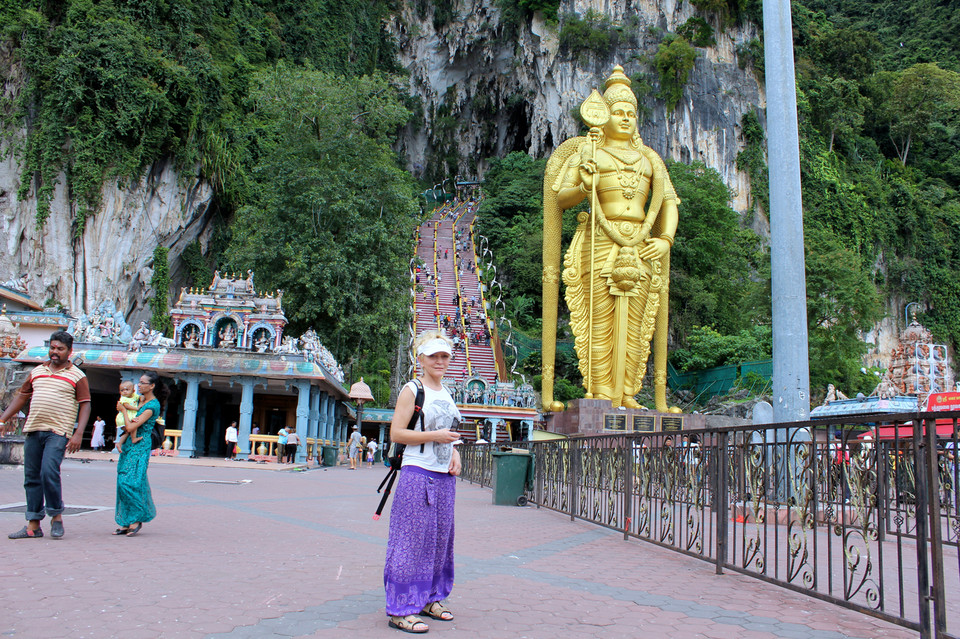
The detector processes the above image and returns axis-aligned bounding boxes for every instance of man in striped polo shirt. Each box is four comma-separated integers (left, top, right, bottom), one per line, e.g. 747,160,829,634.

0,331,91,539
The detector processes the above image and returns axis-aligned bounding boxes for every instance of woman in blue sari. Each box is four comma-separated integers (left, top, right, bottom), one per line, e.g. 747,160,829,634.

114,371,167,536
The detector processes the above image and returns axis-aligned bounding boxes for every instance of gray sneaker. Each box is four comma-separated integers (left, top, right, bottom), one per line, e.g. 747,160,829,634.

51,520,64,539
8,526,43,539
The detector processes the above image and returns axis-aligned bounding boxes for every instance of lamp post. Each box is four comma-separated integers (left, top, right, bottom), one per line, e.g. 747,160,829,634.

348,377,374,437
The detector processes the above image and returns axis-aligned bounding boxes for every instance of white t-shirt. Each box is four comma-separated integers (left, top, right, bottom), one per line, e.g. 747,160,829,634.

401,380,462,473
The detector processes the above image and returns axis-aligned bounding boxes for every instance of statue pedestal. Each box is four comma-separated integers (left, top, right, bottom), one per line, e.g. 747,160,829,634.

544,399,705,436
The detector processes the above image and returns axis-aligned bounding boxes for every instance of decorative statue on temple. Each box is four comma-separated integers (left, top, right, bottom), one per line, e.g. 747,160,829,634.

182,326,200,349
128,322,151,352
218,322,237,348
542,65,680,412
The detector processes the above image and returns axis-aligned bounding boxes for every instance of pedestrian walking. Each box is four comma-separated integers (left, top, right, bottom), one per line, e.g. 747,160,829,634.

91,416,106,451
348,425,362,470
114,371,167,536
225,421,238,459
383,330,461,633
1,331,91,539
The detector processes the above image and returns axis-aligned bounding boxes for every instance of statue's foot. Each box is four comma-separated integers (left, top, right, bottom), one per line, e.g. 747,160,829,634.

547,401,565,412
668,406,682,414
622,396,646,409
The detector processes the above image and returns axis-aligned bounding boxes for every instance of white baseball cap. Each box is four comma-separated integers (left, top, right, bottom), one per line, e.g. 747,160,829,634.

417,338,452,356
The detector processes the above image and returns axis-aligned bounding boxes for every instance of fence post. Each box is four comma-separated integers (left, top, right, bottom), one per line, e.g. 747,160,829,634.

624,435,633,541
568,440,576,522
715,430,728,575
912,418,932,639
923,416,947,636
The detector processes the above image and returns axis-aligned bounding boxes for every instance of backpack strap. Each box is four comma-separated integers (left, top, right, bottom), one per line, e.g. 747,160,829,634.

410,379,426,453
373,380,426,521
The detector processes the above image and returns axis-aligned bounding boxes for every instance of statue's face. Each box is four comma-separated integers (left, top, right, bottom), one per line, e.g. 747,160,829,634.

603,101,637,141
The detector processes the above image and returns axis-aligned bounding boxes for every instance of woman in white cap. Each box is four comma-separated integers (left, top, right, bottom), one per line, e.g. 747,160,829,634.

383,329,462,633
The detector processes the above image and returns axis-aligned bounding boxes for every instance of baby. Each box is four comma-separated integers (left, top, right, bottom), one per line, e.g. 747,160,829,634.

115,381,141,452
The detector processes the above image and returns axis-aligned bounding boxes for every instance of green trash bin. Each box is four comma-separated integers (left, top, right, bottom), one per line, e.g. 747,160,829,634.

321,445,338,467
491,448,531,506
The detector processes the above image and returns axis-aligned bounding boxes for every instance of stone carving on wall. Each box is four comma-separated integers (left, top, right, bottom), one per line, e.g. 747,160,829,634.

68,300,133,344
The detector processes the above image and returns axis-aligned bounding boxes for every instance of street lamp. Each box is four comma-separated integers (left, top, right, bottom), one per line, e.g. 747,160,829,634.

349,377,374,437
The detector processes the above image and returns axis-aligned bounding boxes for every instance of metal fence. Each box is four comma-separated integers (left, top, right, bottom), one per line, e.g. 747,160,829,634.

460,411,960,639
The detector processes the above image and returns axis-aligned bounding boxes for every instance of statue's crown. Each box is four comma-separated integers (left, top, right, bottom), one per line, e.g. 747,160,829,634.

603,65,637,108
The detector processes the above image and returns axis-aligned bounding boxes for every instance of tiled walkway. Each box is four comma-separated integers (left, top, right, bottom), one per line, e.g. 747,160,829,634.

0,456,916,638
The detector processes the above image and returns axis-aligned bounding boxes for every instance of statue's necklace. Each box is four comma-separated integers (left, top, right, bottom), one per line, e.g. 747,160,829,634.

602,148,642,199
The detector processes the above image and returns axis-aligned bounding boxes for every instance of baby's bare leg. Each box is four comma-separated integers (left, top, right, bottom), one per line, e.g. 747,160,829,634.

130,428,142,444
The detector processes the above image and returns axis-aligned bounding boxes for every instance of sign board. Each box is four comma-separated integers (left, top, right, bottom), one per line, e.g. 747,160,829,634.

928,392,960,412
604,414,627,431
661,416,683,432
633,415,656,432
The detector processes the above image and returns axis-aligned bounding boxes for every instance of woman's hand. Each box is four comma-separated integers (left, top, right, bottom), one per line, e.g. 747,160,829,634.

448,447,462,476
432,429,461,444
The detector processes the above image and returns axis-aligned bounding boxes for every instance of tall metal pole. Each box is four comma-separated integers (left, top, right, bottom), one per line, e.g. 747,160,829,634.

764,0,810,423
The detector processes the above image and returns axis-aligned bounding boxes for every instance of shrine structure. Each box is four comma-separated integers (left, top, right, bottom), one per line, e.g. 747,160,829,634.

14,272,351,462
171,270,286,350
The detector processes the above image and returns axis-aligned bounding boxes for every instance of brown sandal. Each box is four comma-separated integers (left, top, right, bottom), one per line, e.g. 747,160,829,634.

388,615,429,633
420,601,453,621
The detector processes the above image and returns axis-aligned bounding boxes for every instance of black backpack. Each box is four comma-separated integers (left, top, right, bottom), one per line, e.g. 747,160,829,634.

374,380,425,520
150,419,165,451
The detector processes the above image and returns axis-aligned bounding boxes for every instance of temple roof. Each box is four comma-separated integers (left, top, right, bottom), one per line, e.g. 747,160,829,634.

14,345,348,397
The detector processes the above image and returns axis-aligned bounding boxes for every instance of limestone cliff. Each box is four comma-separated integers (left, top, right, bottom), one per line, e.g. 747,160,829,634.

0,149,215,324
0,0,763,324
389,0,765,216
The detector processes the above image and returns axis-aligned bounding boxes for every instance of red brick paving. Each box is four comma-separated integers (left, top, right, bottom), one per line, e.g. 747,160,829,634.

0,456,919,638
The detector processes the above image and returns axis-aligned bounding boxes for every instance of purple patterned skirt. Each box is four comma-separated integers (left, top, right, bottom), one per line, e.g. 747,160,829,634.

384,464,456,616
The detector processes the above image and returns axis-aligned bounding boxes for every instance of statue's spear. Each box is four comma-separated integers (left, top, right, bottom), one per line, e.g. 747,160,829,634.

579,90,610,399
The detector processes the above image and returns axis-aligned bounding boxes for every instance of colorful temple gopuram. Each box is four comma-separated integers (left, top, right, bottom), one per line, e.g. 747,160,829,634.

13,272,351,462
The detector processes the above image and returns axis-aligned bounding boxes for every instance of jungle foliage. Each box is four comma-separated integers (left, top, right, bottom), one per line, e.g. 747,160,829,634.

1,0,413,374
224,65,419,368
480,0,960,402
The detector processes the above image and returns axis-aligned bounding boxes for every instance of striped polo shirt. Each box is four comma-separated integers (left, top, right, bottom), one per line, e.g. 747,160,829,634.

20,362,91,437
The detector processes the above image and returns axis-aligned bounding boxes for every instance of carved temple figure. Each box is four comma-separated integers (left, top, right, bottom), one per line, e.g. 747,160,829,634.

542,66,679,412
128,322,151,352
218,323,237,348
183,327,200,349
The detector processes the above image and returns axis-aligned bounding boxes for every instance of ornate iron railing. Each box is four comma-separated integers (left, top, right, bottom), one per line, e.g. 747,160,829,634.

460,411,960,639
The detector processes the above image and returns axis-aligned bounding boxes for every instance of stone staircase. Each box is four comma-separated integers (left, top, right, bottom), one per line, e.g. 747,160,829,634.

413,198,500,384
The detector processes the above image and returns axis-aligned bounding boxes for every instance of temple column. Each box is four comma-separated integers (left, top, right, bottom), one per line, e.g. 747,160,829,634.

177,374,201,457
230,376,266,461
195,392,208,456
294,380,310,463
319,393,330,442
307,386,321,462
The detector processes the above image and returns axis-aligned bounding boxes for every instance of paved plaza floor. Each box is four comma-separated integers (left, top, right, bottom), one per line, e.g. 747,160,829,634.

0,455,917,638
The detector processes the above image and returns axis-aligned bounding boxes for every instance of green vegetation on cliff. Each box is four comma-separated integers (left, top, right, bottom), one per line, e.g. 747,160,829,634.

1,0,412,371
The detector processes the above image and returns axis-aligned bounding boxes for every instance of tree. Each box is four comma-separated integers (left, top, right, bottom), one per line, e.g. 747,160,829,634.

226,63,418,366
809,76,866,152
654,35,698,112
804,225,881,393
150,246,173,337
883,63,960,165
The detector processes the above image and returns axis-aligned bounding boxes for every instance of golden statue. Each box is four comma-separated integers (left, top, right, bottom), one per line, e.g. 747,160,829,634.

542,66,679,412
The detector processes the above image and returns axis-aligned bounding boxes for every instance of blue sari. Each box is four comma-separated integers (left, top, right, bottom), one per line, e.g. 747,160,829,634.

115,398,158,526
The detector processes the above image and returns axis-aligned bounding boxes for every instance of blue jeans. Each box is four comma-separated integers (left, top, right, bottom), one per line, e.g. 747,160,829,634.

23,431,68,521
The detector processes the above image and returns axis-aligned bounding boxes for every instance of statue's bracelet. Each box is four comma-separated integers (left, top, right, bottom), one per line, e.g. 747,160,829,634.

659,234,675,246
